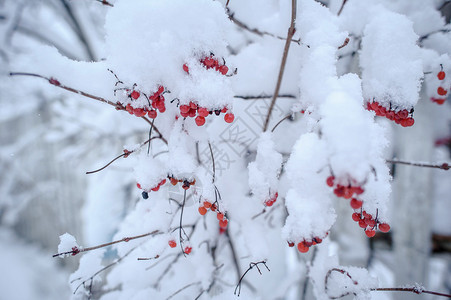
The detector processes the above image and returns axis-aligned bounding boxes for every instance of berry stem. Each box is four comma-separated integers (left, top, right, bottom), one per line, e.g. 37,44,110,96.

387,159,449,170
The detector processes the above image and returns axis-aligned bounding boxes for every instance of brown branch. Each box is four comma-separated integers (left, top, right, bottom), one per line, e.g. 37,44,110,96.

387,159,449,170
227,11,304,46
86,136,160,174
271,113,294,132
337,0,348,16
9,72,167,144
338,37,350,49
166,281,201,300
95,0,113,7
234,261,270,296
234,94,296,100
53,230,161,257
262,0,297,132
325,267,451,299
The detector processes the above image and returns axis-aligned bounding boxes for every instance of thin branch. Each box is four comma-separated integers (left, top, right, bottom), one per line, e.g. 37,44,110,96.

234,94,296,100
166,281,201,300
72,246,137,295
325,267,451,299
227,11,304,46
271,113,293,132
234,261,270,296
387,159,449,170
338,37,350,49
208,142,216,183
95,0,114,7
86,137,159,174
262,0,297,132
53,230,161,257
9,72,167,144
337,0,348,16
226,228,241,283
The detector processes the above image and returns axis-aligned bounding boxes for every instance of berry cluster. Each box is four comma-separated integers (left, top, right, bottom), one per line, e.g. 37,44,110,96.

179,101,234,126
125,86,166,118
366,101,414,127
264,192,278,207
136,179,167,199
326,176,364,199
198,201,228,229
351,210,390,237
168,175,196,190
287,234,327,253
183,54,229,76
431,68,448,105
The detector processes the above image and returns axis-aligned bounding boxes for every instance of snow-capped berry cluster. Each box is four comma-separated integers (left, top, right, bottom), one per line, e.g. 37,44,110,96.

264,192,278,207
124,85,166,118
287,234,327,253
183,54,230,76
351,210,391,237
366,100,414,127
198,200,228,229
431,68,448,105
136,179,166,199
179,101,234,125
326,176,364,199
168,175,196,190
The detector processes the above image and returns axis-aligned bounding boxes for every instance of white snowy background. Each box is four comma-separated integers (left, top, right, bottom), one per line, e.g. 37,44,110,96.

0,0,450,299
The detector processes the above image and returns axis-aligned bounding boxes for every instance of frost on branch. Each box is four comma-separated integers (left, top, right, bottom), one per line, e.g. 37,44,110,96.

57,233,80,258
248,132,282,207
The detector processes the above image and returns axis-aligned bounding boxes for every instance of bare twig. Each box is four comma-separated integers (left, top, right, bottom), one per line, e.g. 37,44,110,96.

227,11,304,46
86,136,161,174
338,37,350,49
234,94,296,100
208,142,216,183
337,0,348,16
387,159,449,170
95,0,114,7
373,287,451,298
166,281,201,300
262,0,297,132
234,261,270,296
53,230,161,257
271,113,294,132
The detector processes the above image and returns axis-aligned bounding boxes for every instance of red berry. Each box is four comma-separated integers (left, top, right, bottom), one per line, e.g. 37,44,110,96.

405,118,414,127
365,218,376,227
219,219,228,228
378,223,391,233
431,98,446,105
358,219,367,228
297,242,309,253
151,185,160,192
437,71,445,80
195,116,206,126
326,176,335,187
180,105,190,114
170,177,178,186
157,86,164,95
148,110,157,118
217,212,224,221
189,101,197,110
130,90,140,100
350,198,363,210
398,110,408,119
221,107,228,113
184,246,192,254
211,204,217,212
219,65,229,75
188,109,197,118
352,212,361,222
136,183,141,189
437,87,448,96
287,241,295,247
133,108,147,117
224,113,234,123
183,64,189,73
198,206,207,216
197,107,209,117
168,240,177,248
159,179,166,186
365,229,376,238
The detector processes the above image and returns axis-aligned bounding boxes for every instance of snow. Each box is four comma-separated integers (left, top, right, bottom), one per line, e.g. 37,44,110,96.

58,233,80,257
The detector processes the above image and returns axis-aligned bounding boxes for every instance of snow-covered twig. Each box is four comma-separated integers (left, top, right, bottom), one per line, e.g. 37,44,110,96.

53,230,161,257
387,159,450,170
